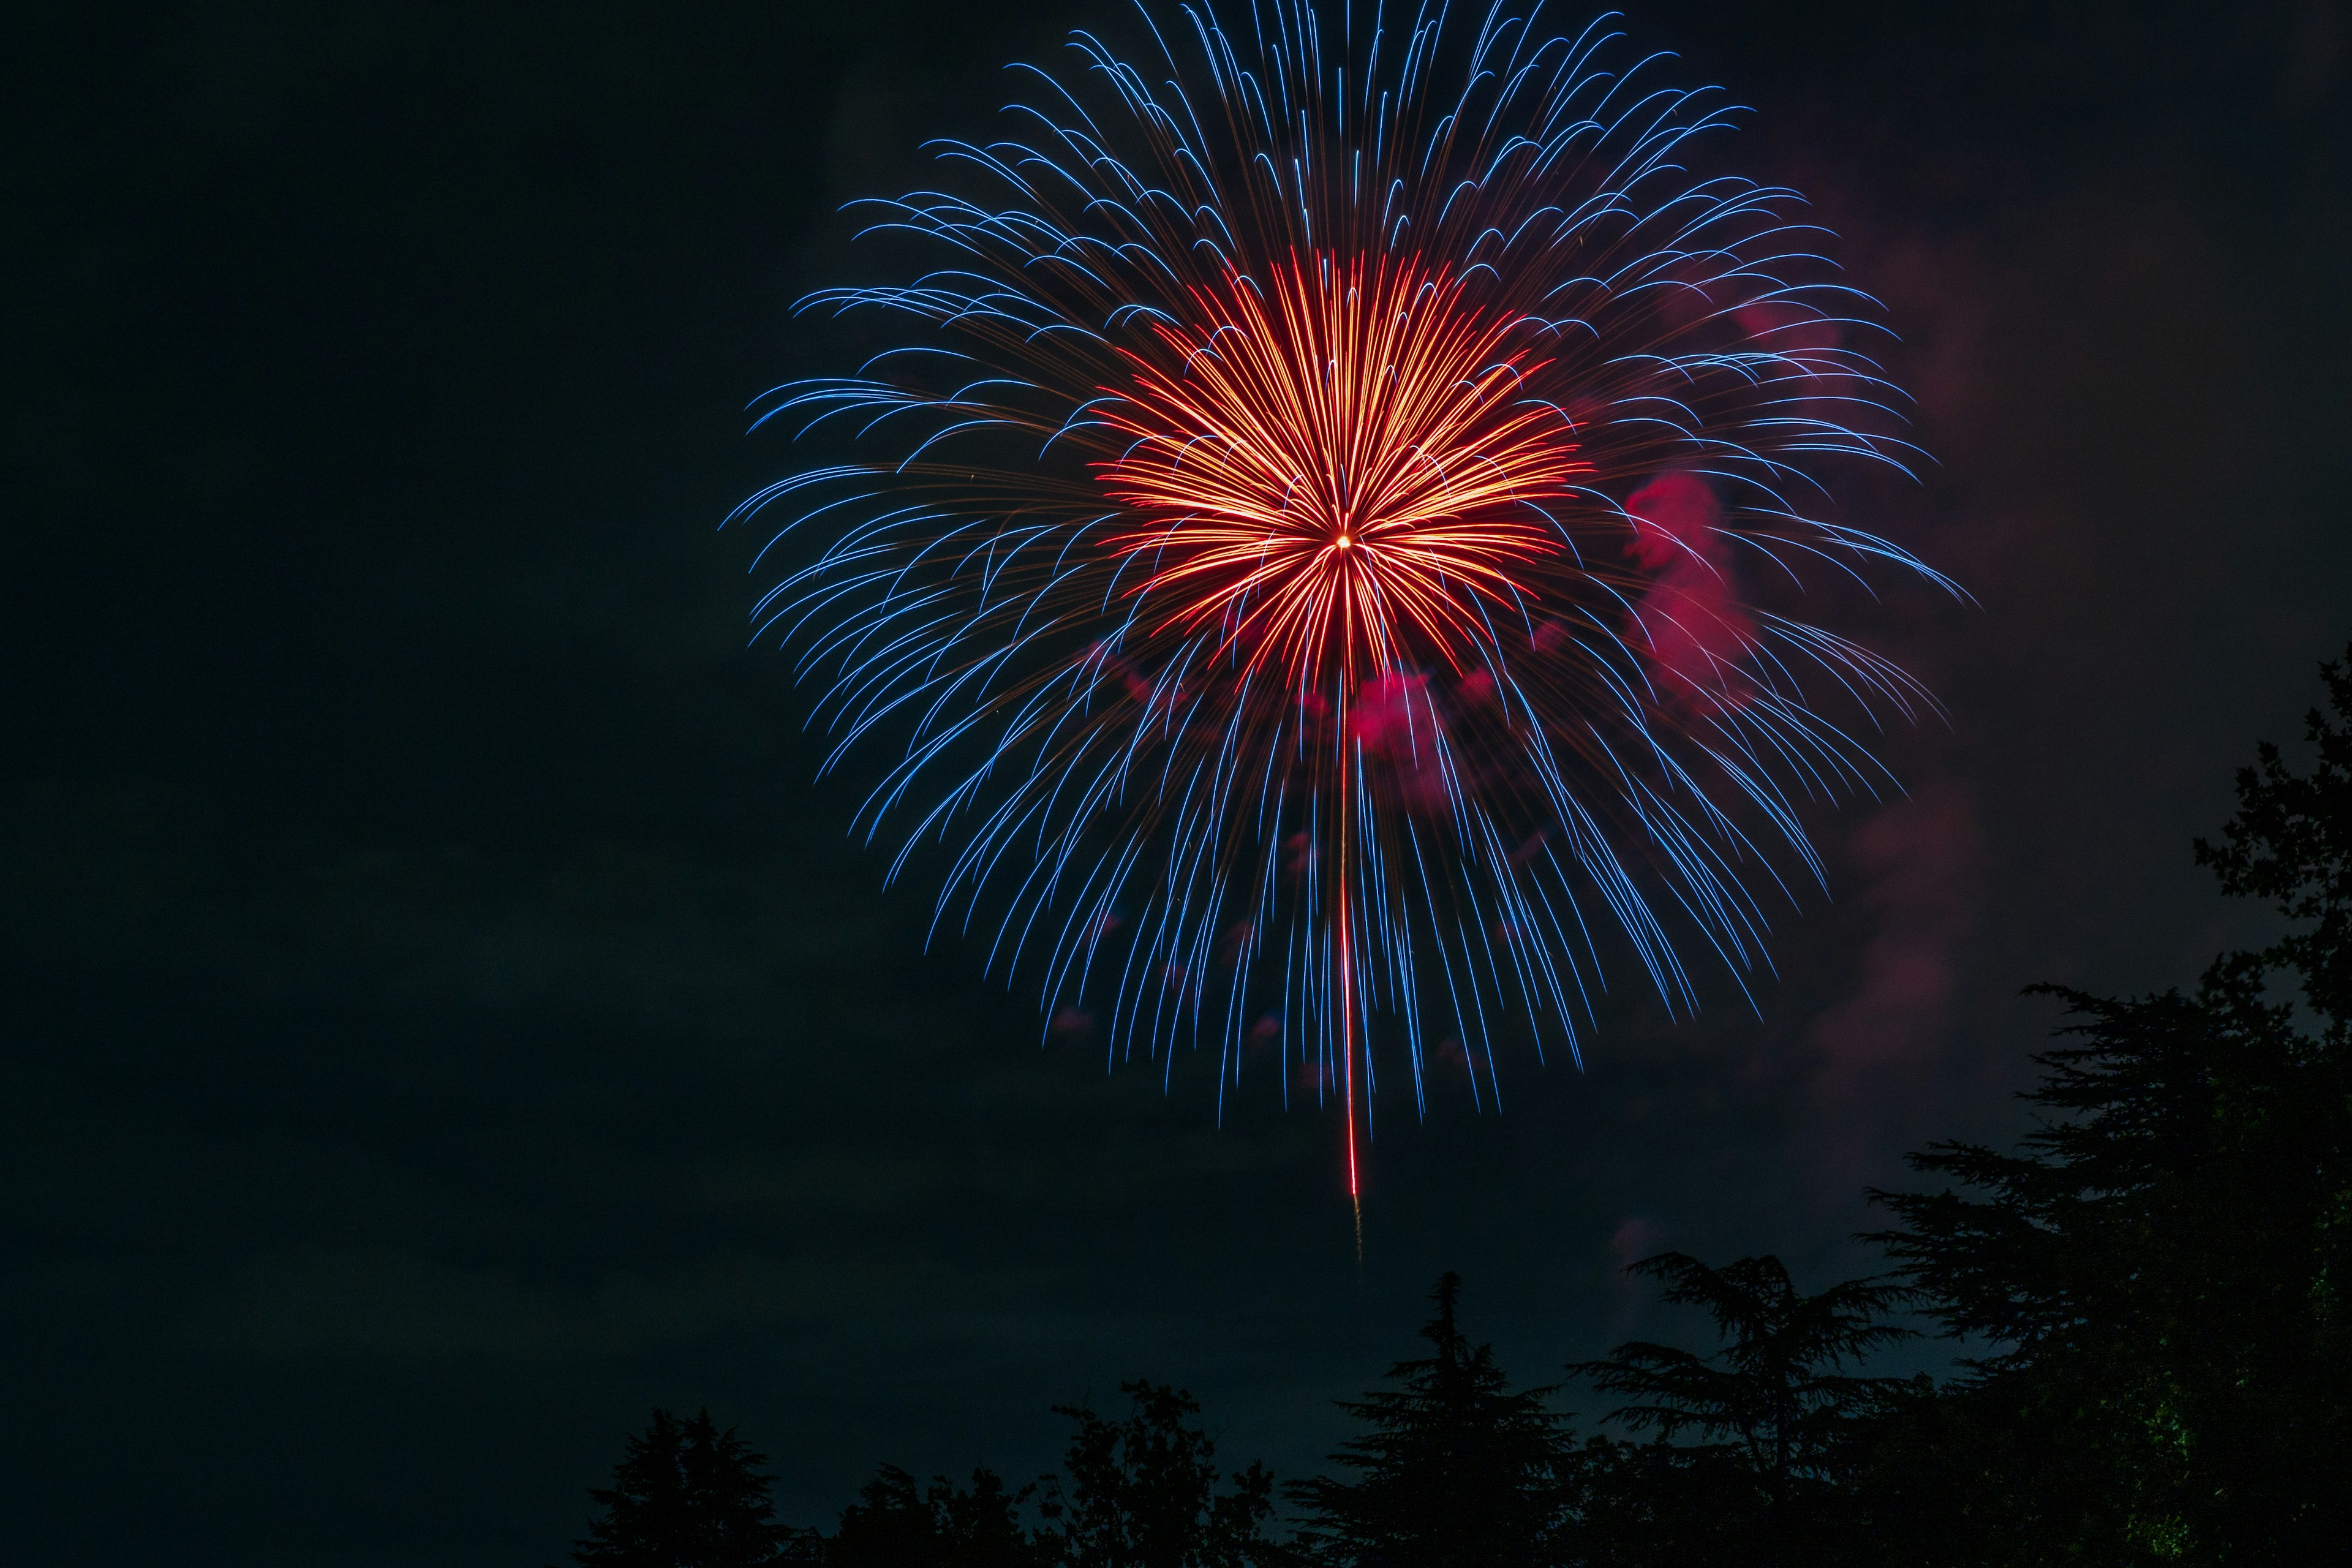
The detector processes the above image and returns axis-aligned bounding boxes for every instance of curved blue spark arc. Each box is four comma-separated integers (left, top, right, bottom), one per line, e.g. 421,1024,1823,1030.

736,1,1954,1151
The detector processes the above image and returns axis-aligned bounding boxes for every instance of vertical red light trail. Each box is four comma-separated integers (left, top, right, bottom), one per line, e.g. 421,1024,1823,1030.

1090,252,1587,1207
1337,678,1360,1245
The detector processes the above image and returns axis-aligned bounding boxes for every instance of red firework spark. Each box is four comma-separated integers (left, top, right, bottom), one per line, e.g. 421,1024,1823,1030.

1098,253,1590,688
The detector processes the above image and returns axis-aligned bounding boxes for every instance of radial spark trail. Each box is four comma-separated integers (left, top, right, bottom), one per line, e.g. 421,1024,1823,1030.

737,1,1954,1189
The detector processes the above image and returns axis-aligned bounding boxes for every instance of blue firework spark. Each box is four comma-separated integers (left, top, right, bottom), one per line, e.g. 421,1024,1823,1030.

734,1,1954,1180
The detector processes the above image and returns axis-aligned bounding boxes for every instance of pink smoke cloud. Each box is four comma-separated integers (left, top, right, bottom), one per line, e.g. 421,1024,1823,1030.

1604,1215,1671,1330
1351,672,1452,812
1626,475,1755,699
1734,298,1842,355
1609,1214,1668,1273
1626,471,1721,568
1348,672,1431,756
1733,301,1850,428
1283,831,1314,881
1807,783,1983,1076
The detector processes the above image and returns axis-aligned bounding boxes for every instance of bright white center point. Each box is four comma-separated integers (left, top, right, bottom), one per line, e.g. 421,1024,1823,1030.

1336,534,1352,550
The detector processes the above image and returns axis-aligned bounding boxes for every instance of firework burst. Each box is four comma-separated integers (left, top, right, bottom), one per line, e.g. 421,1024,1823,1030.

736,1,1955,1193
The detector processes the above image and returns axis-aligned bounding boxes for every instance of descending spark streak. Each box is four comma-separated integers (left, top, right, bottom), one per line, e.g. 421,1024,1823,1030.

1338,678,1361,1252
737,1,1958,1199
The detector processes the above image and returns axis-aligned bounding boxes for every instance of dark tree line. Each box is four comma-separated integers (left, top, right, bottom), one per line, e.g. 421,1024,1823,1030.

563,1385,1287,1568
561,647,2352,1566
1842,648,2352,1565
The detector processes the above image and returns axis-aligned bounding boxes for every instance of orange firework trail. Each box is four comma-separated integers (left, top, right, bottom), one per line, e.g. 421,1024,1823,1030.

1099,252,1592,1200
736,1,1958,1213
1099,254,1583,683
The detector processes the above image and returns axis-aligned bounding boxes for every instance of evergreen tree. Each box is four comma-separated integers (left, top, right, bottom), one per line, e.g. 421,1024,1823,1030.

1287,1273,1571,1568
1864,644,2352,1564
1035,1381,1288,1568
1567,1254,1910,1566
1561,1431,1765,1568
829,1464,1046,1567
2195,643,2352,1021
1865,965,2352,1562
570,1408,811,1568
1568,1254,1912,1506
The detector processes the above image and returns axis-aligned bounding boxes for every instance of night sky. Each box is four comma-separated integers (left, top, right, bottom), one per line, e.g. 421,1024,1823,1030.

4,2,2348,1562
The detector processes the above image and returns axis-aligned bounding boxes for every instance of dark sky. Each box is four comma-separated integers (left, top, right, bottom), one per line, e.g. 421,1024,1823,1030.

4,1,2348,1562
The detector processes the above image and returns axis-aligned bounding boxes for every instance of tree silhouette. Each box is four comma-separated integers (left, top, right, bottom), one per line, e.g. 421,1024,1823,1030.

1866,965,2352,1561
1288,1273,1570,1568
1866,644,2352,1563
1568,1253,1912,1512
1560,1431,1764,1568
2195,641,2352,1020
829,1463,1044,1567
568,1408,811,1567
1035,1381,1288,1568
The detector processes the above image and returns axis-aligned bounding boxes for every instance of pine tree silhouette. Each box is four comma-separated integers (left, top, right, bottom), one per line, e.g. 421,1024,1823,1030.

1569,1254,1912,1510
1858,642,2352,1563
1289,1273,1570,1568
568,1408,810,1567
829,1463,1045,1567
1035,1381,1287,1568
2195,643,2352,1020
